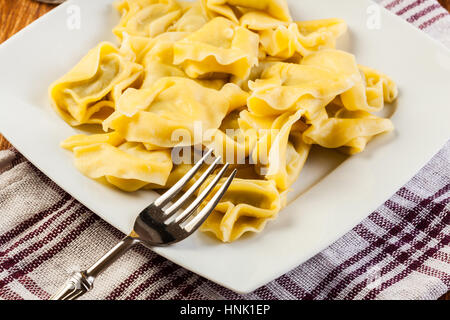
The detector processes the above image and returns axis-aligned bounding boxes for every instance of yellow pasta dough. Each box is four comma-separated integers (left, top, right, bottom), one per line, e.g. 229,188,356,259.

202,0,292,23
50,42,143,125
248,50,360,118
73,142,173,192
113,0,183,39
199,177,282,242
173,17,259,79
51,0,398,242
303,108,394,154
103,78,247,147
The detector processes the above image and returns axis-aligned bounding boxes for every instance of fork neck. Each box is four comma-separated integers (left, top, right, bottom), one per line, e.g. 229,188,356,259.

85,234,141,281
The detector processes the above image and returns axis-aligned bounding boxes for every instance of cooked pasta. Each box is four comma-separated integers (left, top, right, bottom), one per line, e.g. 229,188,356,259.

50,0,398,242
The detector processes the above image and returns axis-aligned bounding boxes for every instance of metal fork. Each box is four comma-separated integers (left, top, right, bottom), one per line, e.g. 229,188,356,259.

51,149,236,300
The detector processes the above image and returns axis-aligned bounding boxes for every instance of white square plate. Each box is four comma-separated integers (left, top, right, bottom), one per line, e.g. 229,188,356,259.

0,0,449,294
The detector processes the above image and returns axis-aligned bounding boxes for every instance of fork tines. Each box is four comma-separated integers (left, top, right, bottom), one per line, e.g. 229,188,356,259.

154,149,236,231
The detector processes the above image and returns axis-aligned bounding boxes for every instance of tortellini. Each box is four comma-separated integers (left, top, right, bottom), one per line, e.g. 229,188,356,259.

103,78,248,147
173,17,259,79
62,134,173,192
50,0,398,242
251,110,310,190
50,42,143,125
113,0,183,39
199,177,282,242
303,109,394,154
202,0,292,23
169,1,208,32
246,18,347,60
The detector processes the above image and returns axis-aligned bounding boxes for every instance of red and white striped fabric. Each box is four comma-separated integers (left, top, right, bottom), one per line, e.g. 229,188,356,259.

0,0,449,300
377,0,450,47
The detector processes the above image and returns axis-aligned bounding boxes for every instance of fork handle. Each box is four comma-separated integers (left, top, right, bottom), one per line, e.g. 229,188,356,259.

50,234,141,300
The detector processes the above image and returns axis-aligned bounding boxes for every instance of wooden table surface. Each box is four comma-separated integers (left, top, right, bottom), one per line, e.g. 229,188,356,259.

0,0,449,300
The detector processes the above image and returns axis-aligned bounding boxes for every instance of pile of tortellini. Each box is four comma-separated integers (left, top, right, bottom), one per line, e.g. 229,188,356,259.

50,0,398,242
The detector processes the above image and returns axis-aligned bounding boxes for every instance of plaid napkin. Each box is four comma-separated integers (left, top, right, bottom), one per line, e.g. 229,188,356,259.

0,0,449,300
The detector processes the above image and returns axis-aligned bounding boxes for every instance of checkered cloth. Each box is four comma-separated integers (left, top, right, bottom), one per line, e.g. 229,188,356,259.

0,0,449,300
